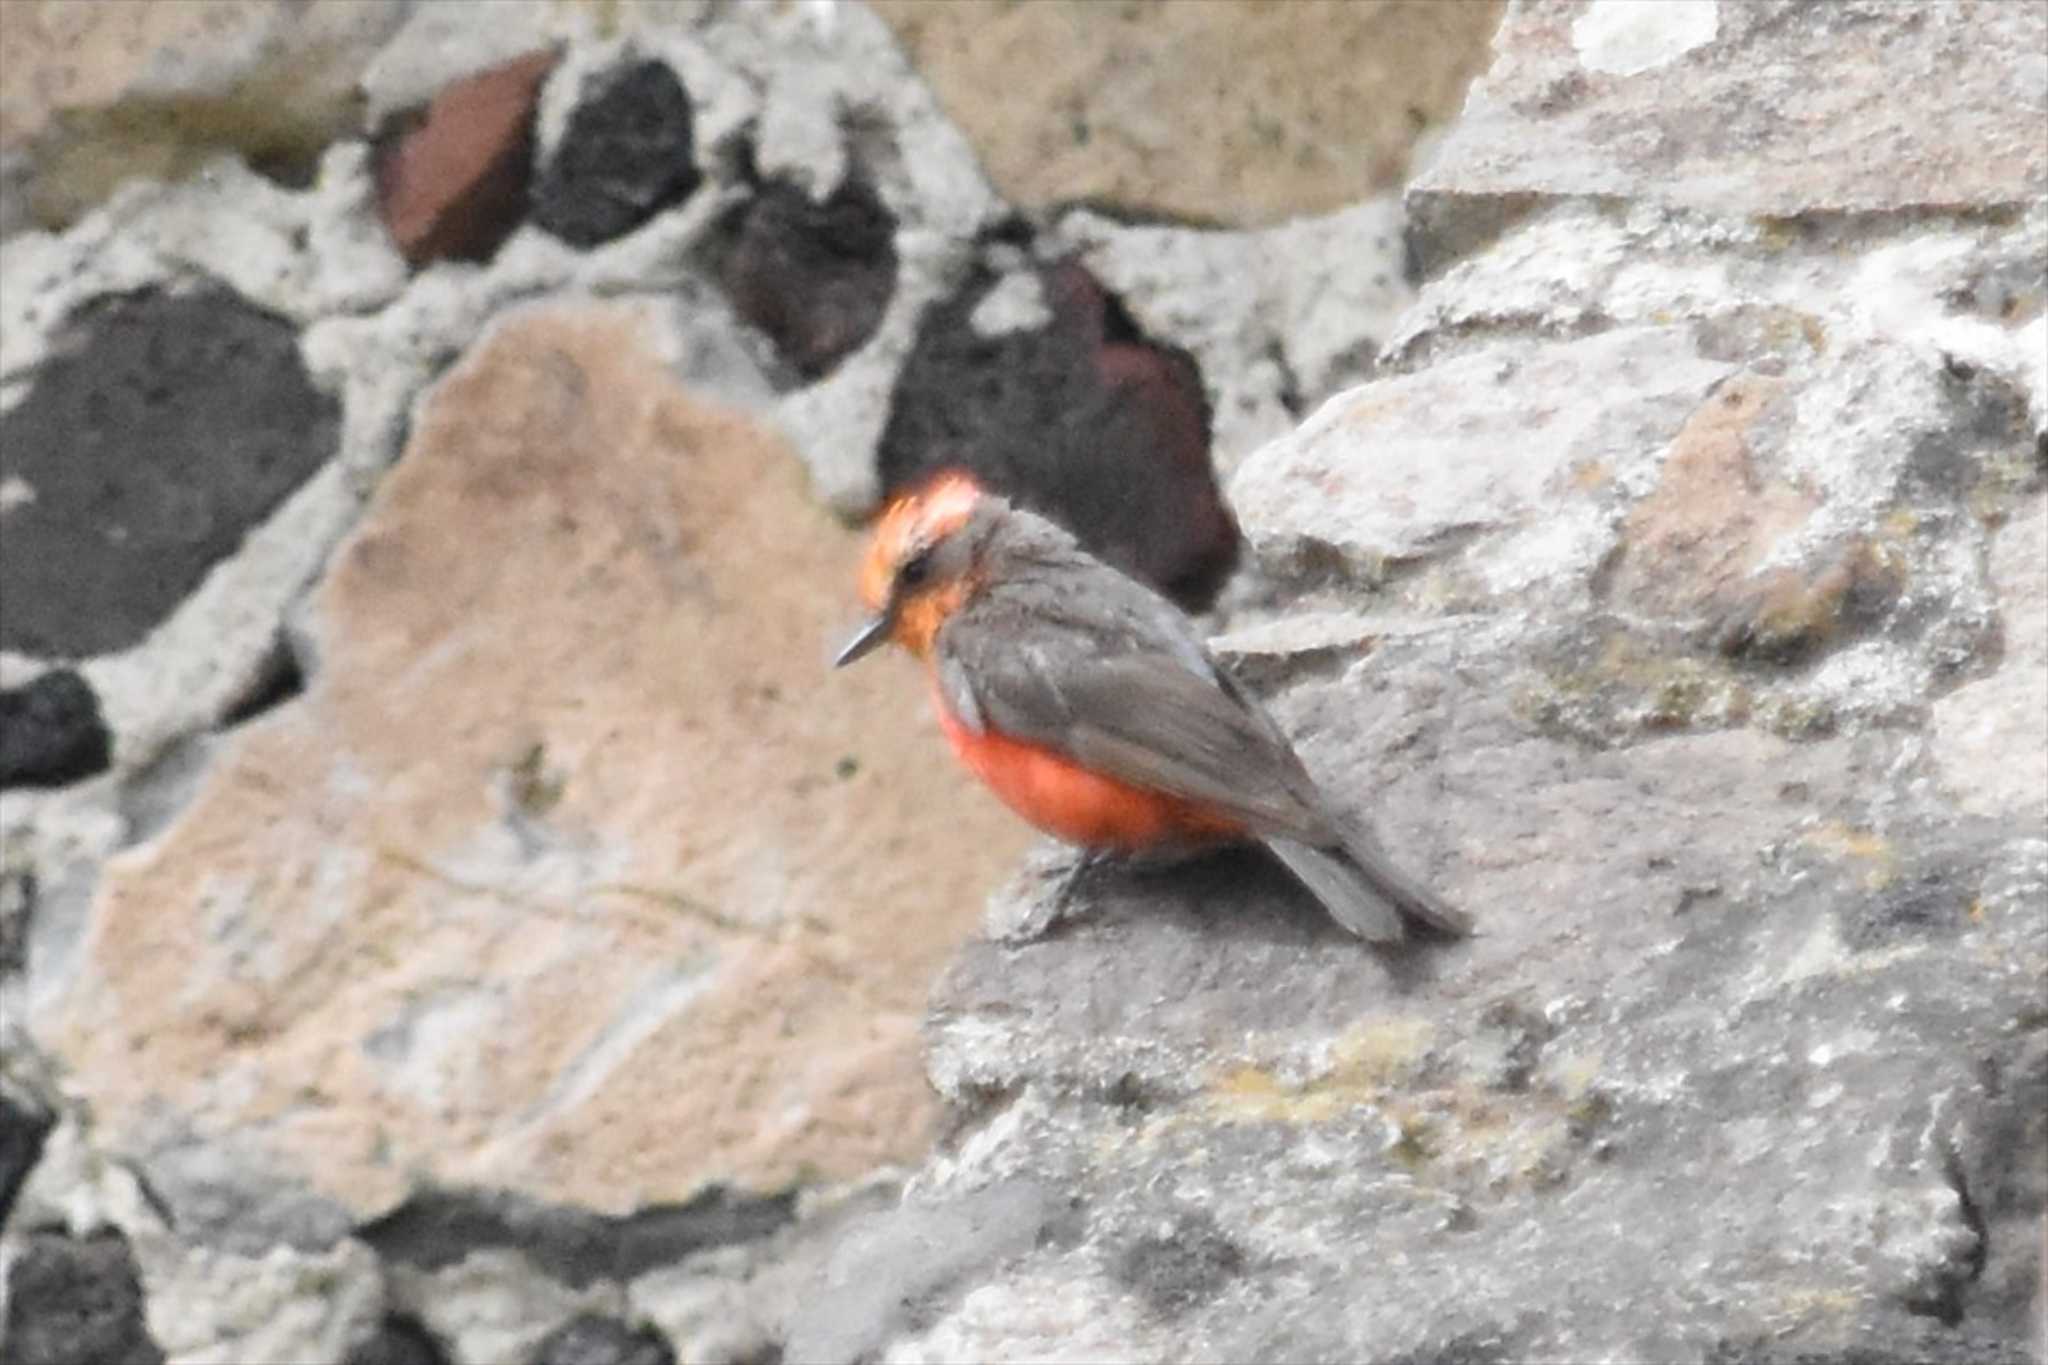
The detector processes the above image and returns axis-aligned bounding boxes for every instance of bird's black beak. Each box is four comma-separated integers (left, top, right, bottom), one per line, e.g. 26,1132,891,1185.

834,611,893,668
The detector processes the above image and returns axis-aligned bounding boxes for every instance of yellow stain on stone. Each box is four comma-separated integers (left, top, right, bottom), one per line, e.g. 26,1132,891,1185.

1800,822,1897,890
1196,1018,1436,1127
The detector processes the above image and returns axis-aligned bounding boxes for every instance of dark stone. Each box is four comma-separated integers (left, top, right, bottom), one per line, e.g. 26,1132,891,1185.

0,1082,55,1229
1112,1212,1247,1319
345,1315,452,1365
0,865,29,975
2,1230,164,1365
876,255,1239,610
0,670,111,788
709,177,897,381
0,287,341,659
373,48,557,267
527,1314,675,1365
357,1183,798,1289
531,60,699,247
218,632,306,728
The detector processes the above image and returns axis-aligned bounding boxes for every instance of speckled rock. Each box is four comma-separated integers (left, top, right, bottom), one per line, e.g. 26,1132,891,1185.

29,301,1032,1244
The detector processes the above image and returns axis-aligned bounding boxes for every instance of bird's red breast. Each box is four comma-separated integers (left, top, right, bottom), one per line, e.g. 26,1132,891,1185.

930,679,1245,851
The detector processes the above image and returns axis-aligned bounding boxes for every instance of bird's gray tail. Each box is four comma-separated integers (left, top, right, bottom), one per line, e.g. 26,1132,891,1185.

1266,834,1474,944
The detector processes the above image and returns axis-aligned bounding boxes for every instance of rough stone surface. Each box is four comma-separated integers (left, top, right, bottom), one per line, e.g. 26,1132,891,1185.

1410,0,2048,270
0,670,111,790
374,48,559,267
873,0,1505,226
878,252,1238,610
30,300,1033,1242
0,286,341,659
1931,496,2048,823
135,1234,385,1365
531,58,701,249
2,1229,164,1365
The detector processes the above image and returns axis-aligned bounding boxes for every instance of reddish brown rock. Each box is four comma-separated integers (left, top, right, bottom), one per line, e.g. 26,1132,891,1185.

37,301,1034,1223
374,48,559,267
1605,374,1817,620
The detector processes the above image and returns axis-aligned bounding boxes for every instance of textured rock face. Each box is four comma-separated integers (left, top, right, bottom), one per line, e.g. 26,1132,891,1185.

1409,0,2048,266
30,301,1031,1236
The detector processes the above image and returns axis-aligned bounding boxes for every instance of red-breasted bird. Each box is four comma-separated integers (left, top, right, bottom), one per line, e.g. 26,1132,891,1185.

835,471,1471,943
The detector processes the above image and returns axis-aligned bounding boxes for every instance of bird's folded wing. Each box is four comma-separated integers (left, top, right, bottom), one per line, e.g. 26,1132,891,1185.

961,648,1332,842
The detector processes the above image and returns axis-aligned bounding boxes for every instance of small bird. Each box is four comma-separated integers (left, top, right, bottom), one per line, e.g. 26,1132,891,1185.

835,471,1471,943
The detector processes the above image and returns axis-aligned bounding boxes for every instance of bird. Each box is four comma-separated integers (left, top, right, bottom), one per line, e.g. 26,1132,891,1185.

834,470,1472,944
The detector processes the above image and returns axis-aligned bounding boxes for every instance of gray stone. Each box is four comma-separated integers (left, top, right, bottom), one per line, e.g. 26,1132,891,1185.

910,628,2046,1361
782,1180,1056,1365
0,287,340,660
0,671,110,789
530,59,700,249
1410,0,2048,272
3,1229,164,1365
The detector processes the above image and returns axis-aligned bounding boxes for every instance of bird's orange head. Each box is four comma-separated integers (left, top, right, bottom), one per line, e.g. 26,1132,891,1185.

836,470,991,666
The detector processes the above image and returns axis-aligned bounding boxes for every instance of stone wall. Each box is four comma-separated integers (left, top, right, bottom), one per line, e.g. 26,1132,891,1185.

2,2,2042,1363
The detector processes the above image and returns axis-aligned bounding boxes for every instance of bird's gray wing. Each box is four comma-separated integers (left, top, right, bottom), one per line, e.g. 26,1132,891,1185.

939,613,1333,842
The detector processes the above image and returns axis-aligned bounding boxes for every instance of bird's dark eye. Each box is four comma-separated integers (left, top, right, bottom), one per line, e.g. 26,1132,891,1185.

898,547,934,590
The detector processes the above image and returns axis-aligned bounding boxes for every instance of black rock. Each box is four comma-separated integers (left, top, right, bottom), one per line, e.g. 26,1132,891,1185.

357,1183,798,1289
2,1230,164,1365
0,669,111,788
345,1315,451,1365
0,287,341,659
532,59,700,247
710,177,898,382
528,1314,675,1365
0,1082,55,1229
